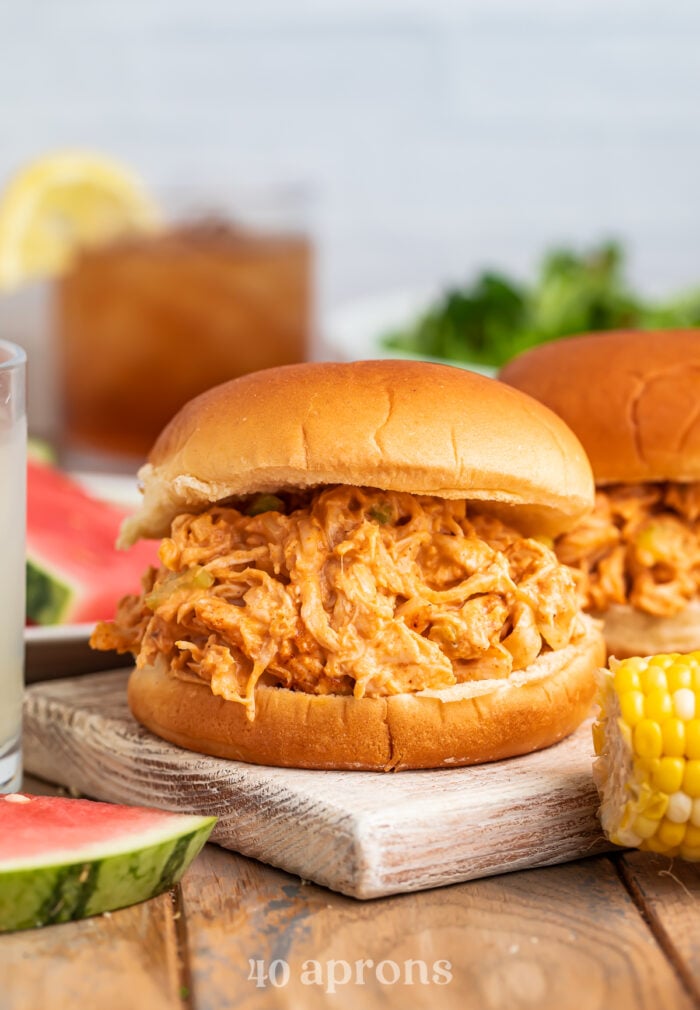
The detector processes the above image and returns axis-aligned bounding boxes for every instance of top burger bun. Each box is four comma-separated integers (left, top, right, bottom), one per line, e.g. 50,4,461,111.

120,359,594,546
499,329,700,485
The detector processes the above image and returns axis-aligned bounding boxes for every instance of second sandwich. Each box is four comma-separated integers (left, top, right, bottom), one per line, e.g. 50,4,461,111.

501,328,700,658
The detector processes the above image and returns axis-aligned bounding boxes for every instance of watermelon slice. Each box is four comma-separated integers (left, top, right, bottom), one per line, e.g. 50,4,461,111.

27,459,160,624
0,794,216,931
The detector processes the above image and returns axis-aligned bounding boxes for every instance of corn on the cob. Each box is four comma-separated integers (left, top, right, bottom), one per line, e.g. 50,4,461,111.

593,652,700,859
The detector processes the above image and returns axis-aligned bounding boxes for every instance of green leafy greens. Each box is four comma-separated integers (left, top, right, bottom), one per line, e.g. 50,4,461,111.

382,241,700,367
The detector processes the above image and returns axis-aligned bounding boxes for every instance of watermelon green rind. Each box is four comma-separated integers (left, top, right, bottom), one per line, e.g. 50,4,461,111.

0,814,216,932
26,559,74,625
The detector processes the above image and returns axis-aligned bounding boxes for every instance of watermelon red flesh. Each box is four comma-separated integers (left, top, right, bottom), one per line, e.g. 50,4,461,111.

0,795,216,932
0,794,210,867
27,459,160,624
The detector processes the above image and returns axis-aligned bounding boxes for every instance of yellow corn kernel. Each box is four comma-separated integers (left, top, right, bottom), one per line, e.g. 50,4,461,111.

666,792,693,824
592,721,605,756
644,688,673,723
652,757,685,795
662,718,686,757
667,665,693,692
684,823,700,847
632,814,660,840
620,690,645,727
680,845,700,860
634,719,663,759
673,689,697,720
657,819,687,849
643,792,668,820
648,654,674,668
641,666,669,691
683,760,700,798
687,720,700,759
614,663,642,693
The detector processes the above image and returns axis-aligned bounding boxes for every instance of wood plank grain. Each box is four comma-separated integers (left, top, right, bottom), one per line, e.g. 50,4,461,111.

180,847,695,1010
23,671,613,898
618,853,700,1005
0,891,183,1010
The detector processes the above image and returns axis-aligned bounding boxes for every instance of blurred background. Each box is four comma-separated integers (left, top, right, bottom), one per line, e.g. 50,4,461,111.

1,0,700,462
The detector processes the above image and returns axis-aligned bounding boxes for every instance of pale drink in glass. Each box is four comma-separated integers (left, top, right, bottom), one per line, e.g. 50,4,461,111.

0,340,26,793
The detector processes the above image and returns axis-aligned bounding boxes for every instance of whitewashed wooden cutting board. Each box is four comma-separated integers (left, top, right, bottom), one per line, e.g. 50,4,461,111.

23,670,612,899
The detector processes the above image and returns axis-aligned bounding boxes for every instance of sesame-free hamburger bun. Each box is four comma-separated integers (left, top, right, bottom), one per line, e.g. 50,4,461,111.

128,632,604,771
120,359,594,546
105,360,603,769
499,329,700,485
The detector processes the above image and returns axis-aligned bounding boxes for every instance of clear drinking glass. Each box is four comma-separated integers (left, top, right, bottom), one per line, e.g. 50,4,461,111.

0,340,26,793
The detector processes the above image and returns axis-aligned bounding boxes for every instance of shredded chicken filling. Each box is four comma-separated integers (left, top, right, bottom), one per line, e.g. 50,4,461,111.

555,481,700,617
92,486,583,718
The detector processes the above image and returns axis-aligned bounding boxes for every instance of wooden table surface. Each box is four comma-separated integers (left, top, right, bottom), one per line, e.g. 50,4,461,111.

3,776,700,1010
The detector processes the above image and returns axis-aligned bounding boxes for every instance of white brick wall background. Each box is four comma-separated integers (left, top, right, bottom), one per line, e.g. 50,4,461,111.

1,0,699,309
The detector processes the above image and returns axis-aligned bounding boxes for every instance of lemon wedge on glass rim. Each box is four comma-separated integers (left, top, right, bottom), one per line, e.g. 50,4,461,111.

0,150,160,290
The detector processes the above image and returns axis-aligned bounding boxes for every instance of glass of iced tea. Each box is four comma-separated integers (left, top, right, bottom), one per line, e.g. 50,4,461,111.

55,187,313,469
0,339,26,792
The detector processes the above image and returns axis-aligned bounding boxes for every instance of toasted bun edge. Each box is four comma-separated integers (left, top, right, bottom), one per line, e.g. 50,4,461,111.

120,360,594,545
127,616,604,770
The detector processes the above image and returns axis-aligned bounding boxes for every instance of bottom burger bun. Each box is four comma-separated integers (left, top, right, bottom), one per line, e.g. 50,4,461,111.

597,601,700,660
127,616,604,771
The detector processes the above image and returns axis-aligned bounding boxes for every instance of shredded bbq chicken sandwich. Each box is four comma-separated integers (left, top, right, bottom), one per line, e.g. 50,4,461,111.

501,329,700,658
92,360,603,769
